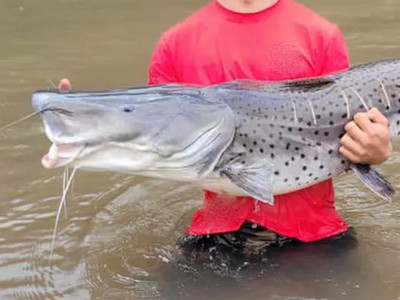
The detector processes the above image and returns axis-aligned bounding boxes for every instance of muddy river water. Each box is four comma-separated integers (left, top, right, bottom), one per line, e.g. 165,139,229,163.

1,0,400,299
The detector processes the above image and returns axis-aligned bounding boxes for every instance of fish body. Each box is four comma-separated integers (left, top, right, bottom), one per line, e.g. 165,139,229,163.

32,59,400,204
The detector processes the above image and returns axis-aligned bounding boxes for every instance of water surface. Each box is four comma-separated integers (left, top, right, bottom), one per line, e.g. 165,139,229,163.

1,0,400,299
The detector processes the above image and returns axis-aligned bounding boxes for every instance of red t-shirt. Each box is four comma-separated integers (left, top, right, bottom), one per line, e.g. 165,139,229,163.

148,0,350,242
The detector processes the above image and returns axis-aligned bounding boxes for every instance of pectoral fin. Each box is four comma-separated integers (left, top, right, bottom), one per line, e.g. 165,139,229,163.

221,159,274,205
351,163,394,201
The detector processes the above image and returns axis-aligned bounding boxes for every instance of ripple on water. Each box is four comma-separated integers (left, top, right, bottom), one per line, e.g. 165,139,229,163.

80,179,201,298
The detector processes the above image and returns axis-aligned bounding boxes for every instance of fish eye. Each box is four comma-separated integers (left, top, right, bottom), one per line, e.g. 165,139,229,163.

123,107,134,113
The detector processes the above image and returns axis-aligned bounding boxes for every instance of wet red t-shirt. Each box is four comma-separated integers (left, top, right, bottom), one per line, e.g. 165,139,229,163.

148,0,350,242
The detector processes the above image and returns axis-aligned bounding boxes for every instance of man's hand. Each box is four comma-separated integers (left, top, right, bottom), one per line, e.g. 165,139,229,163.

58,78,71,91
339,107,392,165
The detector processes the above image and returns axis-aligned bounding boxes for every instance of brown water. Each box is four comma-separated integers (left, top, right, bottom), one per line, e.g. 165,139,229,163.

1,0,400,299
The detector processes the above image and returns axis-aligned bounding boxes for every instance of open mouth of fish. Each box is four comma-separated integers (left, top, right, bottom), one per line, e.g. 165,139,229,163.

42,143,85,168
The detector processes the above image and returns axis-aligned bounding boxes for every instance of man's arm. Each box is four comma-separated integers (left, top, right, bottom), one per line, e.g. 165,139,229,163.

148,35,179,85
322,26,392,165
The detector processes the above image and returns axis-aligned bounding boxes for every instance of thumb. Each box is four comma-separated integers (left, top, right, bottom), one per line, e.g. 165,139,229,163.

58,78,72,91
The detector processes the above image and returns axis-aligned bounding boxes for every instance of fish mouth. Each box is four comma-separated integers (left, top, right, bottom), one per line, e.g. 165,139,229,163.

42,143,86,168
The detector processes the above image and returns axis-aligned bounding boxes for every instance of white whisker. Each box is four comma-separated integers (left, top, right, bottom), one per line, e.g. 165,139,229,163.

306,99,317,125
350,87,369,111
376,78,391,109
47,79,57,89
62,168,69,219
0,110,42,131
49,167,77,265
340,89,351,119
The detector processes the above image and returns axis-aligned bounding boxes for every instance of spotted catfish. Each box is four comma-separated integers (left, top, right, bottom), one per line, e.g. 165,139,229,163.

31,59,400,204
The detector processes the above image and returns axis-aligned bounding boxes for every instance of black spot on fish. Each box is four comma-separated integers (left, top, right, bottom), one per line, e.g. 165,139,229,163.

284,178,288,182
316,114,321,119
288,127,292,132
308,173,313,177
324,132,329,137
269,144,274,149
314,130,319,135
286,143,290,150
316,142,322,146
285,161,289,166
307,121,312,126
300,154,305,159
249,149,253,153
319,165,324,169
341,113,347,118
260,148,264,153
314,156,318,161
269,134,274,138
253,141,257,146
329,121,334,126
298,128,303,132
261,138,266,143
274,171,280,175
291,157,295,161
295,147,300,151
302,166,307,171
295,177,299,181
328,149,333,154
243,144,247,148
341,160,346,164
241,160,246,164
329,112,334,117
244,133,248,138
270,153,274,159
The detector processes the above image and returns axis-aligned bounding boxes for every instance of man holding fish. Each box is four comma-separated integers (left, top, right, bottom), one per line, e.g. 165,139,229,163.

56,0,392,249
147,0,392,247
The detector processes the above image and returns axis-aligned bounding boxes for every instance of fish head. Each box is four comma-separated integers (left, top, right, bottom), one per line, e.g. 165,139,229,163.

32,86,235,179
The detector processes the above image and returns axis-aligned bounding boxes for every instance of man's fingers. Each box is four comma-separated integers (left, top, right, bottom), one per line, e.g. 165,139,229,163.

340,134,365,157
58,78,71,91
367,107,389,126
339,145,360,163
344,120,368,142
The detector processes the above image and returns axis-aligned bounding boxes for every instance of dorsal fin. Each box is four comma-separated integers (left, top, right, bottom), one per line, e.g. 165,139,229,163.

283,77,336,90
209,77,336,93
